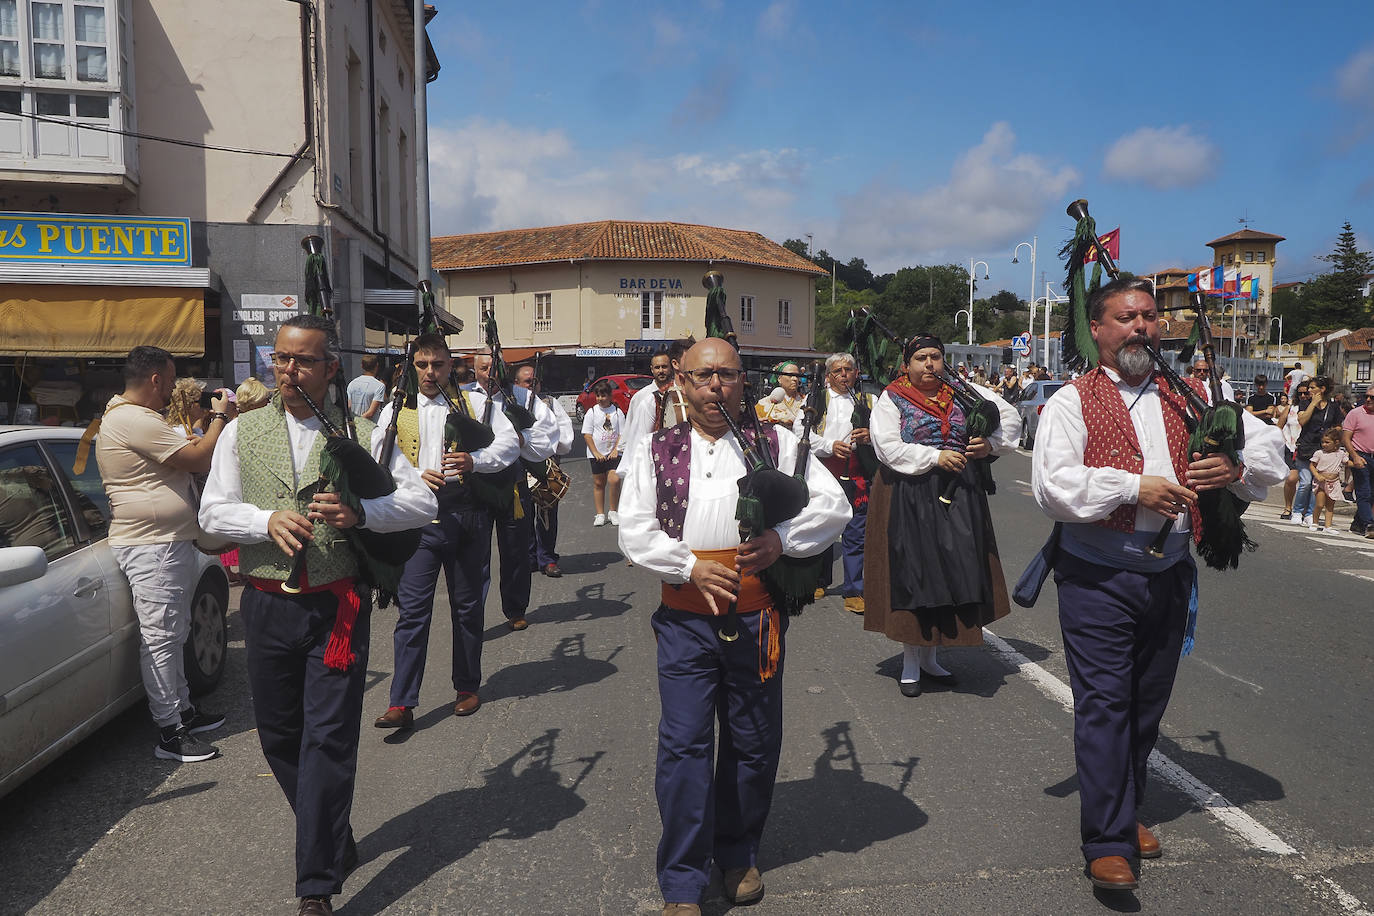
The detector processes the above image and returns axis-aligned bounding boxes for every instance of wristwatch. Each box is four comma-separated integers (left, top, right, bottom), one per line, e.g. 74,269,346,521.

208,412,230,423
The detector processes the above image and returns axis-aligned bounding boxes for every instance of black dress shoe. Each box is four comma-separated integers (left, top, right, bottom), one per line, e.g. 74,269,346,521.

920,668,958,687
899,680,921,697
298,897,333,915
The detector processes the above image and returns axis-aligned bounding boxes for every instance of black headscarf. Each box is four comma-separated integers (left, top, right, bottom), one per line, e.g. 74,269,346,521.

904,333,944,362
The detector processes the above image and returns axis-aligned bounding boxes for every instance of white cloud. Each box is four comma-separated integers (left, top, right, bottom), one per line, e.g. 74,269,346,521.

1102,125,1219,190
1336,44,1374,109
833,122,1079,272
651,14,685,48
427,118,809,239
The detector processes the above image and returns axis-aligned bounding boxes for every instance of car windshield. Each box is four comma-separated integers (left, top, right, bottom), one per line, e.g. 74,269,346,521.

626,377,653,391
1019,383,1038,401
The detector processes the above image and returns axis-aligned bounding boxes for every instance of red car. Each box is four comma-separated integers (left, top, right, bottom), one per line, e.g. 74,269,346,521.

575,374,653,424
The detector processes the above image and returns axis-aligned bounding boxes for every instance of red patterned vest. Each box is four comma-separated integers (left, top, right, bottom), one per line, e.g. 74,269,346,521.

1069,367,1204,542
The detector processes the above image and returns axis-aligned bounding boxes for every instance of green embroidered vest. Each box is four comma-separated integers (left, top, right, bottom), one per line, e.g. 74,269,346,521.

237,396,360,584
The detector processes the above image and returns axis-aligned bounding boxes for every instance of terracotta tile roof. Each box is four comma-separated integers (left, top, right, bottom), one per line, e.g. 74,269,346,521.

1206,229,1286,247
431,220,828,276
1333,328,1374,352
1292,330,1336,345
1273,281,1304,290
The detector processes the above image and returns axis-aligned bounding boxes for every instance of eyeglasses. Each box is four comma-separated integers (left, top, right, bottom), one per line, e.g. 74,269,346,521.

271,352,325,369
1191,368,1208,376
686,367,742,386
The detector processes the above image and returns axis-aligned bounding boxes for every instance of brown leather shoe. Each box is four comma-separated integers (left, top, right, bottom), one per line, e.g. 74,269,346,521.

813,586,826,600
509,617,529,631
373,706,413,729
843,596,865,614
661,905,700,916
298,897,333,915
1137,822,1162,858
1087,855,1138,890
454,692,480,716
722,865,764,904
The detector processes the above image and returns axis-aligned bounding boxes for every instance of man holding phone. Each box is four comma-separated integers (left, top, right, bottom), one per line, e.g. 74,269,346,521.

96,346,230,763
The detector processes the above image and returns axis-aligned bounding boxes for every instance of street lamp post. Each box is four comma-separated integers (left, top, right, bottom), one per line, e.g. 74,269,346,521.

1013,238,1036,341
955,309,973,347
1269,315,1283,360
968,258,989,347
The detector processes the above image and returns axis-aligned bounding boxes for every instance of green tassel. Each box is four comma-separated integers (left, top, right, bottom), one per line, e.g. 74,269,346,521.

1059,215,1103,370
303,252,329,317
761,552,827,616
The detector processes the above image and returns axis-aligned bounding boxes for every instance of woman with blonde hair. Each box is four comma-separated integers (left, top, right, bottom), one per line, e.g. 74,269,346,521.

235,377,271,412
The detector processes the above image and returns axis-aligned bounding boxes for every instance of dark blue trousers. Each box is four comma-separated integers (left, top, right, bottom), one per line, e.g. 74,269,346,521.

652,605,786,903
1055,551,1190,861
531,502,560,567
840,497,866,597
241,585,371,898
391,503,492,703
1351,450,1373,529
490,487,533,620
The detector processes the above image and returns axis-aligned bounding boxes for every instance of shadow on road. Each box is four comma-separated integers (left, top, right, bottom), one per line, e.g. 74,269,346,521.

874,639,1036,698
764,721,927,870
480,633,624,703
554,550,627,575
340,729,603,916
1042,729,1286,827
526,582,636,625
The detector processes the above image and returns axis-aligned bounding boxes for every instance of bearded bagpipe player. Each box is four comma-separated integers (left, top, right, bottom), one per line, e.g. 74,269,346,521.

197,236,436,909
1019,200,1285,893
616,271,849,912
368,285,523,728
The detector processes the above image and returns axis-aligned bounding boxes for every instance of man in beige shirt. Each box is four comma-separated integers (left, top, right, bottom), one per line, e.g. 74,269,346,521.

95,345,229,763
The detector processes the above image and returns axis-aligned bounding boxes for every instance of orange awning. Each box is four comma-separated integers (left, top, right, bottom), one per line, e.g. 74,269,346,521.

451,345,550,364
0,283,205,357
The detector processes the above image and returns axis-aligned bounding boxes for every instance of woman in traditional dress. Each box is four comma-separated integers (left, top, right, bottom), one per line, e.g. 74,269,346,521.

863,334,1021,697
755,361,805,427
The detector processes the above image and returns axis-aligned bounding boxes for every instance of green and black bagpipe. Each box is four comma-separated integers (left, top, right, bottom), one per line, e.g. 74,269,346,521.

934,366,1002,505
378,283,515,516
703,271,816,637
283,236,422,604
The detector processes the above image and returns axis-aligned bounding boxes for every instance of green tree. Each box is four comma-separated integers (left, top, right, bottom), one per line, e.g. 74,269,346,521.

1297,222,1373,333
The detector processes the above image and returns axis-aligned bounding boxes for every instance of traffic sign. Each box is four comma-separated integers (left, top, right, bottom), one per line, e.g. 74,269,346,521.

1011,334,1031,357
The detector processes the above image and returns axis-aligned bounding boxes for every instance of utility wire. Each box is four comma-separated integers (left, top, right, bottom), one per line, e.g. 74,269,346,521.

0,109,313,159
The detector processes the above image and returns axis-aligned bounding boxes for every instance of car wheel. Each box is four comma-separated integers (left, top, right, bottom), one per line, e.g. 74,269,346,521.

184,569,229,695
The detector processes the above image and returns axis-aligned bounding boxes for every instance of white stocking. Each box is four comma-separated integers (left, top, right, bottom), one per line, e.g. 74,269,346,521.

900,644,921,683
919,645,951,677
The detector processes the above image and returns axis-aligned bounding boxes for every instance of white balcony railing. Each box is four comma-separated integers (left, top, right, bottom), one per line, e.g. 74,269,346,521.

777,324,792,338
533,317,552,334
739,320,754,335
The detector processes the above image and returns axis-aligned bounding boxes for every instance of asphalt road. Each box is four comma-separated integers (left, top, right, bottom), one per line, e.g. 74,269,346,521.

3,450,1372,916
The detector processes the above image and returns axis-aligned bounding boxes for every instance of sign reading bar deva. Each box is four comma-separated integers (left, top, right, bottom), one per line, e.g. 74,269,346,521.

0,211,192,266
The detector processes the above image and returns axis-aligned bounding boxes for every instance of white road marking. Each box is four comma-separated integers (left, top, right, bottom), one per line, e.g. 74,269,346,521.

1197,659,1265,694
1339,569,1374,583
1296,875,1374,916
1014,479,1032,488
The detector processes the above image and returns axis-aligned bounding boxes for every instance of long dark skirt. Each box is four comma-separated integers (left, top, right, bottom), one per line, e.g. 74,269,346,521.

863,463,1010,646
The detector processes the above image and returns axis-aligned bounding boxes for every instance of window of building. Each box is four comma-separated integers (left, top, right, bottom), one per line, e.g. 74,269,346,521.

1243,250,1254,263
376,97,390,235
1359,361,1371,383
641,291,663,336
0,0,122,166
478,296,494,320
534,293,552,333
346,47,365,210
777,299,791,337
739,295,754,333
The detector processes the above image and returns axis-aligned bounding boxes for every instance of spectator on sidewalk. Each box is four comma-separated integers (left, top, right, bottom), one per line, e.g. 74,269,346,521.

583,380,623,526
1246,374,1276,424
1341,385,1374,537
1277,385,1304,519
1310,428,1349,534
347,354,386,420
95,346,229,763
1290,376,1342,528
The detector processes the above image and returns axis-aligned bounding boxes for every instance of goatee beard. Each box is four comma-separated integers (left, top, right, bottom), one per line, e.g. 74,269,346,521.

1116,341,1153,378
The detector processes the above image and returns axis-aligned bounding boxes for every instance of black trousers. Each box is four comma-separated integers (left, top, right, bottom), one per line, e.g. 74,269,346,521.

490,485,534,620
241,585,371,898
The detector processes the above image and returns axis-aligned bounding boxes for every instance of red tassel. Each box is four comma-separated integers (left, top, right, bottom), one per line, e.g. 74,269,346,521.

322,581,362,671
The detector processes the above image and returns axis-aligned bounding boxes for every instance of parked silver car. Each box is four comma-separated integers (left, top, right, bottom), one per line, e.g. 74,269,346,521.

0,425,229,799
1013,380,1067,449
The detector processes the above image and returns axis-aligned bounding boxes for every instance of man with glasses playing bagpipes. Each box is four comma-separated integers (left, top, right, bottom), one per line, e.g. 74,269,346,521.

370,332,521,728
199,314,435,915
1024,201,1285,895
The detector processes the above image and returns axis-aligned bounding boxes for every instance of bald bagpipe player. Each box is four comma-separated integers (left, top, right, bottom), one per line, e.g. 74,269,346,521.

1023,201,1285,895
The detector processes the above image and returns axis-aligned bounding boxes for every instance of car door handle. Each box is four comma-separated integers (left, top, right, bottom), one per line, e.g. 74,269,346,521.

73,577,104,599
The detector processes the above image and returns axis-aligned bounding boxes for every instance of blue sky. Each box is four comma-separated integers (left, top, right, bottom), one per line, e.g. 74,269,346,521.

423,0,1373,294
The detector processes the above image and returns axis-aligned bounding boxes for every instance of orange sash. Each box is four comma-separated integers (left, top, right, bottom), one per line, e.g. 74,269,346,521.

660,548,780,683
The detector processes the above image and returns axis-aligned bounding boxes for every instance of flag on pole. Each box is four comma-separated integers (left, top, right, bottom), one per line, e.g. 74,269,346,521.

1083,227,1120,264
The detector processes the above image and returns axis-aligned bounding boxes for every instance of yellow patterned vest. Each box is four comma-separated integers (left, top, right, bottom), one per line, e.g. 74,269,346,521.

237,396,360,585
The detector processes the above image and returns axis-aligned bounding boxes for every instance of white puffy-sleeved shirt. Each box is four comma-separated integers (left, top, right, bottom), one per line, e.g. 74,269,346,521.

199,412,437,542
1031,367,1287,536
617,423,851,584
545,395,576,457
870,381,1021,476
464,381,557,463
793,386,865,457
621,382,688,464
370,388,521,477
